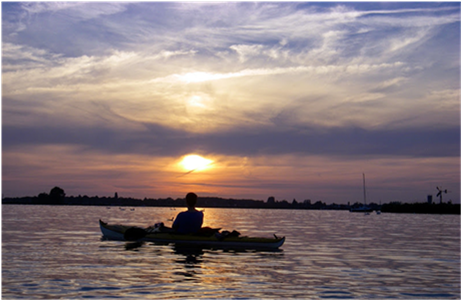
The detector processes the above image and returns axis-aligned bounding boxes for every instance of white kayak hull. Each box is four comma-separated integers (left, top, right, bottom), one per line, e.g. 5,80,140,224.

99,220,285,249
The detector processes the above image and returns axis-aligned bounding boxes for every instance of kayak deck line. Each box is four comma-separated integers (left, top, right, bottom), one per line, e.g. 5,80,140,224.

99,220,285,249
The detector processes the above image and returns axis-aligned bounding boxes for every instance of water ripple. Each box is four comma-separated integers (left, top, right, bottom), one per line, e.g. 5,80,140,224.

2,205,460,299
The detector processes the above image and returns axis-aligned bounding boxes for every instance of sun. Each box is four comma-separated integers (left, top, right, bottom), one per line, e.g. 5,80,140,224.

180,154,213,172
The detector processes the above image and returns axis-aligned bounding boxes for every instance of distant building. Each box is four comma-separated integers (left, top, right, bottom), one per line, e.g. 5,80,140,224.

427,195,433,204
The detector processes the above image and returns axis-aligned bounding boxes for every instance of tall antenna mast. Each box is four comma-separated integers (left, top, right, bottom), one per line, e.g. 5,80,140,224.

363,173,367,205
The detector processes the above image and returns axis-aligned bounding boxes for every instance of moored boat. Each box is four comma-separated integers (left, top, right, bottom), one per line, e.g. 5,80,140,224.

349,205,374,213
99,220,285,249
350,173,374,213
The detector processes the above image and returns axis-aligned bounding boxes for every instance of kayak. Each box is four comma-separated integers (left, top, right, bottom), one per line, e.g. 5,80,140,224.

99,220,285,249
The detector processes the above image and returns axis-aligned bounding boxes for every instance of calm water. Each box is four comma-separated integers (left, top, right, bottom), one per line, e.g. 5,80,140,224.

2,205,460,299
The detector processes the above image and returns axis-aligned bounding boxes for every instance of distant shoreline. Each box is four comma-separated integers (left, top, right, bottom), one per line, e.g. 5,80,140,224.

2,196,460,215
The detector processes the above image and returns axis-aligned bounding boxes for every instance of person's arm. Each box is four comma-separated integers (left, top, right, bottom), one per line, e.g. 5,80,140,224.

199,212,204,228
172,214,180,230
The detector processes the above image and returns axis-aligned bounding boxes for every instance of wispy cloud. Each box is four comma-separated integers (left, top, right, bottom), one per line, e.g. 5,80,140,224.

21,2,128,20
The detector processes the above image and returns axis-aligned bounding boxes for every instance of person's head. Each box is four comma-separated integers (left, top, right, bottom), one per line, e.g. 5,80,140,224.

186,192,198,208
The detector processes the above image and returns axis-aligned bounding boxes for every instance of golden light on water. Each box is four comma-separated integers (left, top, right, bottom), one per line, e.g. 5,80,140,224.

180,154,214,172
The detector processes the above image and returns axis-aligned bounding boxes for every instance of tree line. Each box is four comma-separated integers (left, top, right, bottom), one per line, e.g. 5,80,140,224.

2,186,460,214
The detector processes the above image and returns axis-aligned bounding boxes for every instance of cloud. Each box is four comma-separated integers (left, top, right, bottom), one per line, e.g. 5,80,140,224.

3,106,459,160
3,37,458,135
2,42,63,71
21,2,128,20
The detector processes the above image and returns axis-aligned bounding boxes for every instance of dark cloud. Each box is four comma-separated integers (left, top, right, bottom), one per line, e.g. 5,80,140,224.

3,120,459,159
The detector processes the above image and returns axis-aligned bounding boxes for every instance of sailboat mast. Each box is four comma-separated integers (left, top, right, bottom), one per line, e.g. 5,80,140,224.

363,173,367,206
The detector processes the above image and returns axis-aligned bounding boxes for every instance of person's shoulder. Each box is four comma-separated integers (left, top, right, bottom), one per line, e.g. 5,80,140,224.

187,210,203,216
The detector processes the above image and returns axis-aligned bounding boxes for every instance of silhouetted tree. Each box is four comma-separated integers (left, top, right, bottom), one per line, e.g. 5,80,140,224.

314,201,325,208
280,200,289,207
49,187,65,204
37,193,49,204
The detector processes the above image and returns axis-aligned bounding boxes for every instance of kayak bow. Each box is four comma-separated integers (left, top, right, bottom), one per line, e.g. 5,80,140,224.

99,220,285,249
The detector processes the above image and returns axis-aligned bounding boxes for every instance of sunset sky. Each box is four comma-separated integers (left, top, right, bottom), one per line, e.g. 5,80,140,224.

2,2,461,204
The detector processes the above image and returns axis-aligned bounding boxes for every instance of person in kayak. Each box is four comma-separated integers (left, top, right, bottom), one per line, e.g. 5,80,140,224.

172,192,204,234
